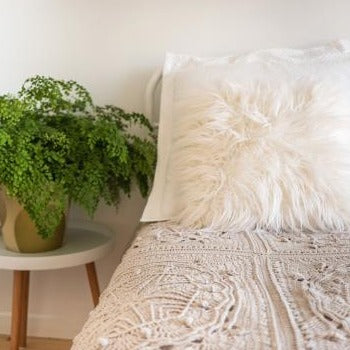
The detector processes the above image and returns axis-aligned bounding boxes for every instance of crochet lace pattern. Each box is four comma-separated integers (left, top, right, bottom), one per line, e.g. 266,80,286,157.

72,223,350,350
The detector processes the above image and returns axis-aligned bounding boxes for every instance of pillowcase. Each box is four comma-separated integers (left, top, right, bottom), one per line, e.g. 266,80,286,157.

142,40,350,232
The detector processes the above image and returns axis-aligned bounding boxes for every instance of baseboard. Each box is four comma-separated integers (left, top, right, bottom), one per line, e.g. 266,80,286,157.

0,311,83,339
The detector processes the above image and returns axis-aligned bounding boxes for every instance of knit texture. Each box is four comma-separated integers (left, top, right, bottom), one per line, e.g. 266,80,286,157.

72,223,350,350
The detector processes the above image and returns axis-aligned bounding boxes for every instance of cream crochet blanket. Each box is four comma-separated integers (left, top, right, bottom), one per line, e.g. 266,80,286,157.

72,223,350,349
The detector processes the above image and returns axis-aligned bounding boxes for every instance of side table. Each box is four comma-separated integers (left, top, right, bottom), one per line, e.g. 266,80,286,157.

0,220,115,350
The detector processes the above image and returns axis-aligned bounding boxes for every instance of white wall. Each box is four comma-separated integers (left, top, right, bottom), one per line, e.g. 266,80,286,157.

0,0,350,340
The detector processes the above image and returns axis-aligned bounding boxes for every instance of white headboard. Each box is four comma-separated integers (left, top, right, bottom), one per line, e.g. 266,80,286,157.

144,68,162,125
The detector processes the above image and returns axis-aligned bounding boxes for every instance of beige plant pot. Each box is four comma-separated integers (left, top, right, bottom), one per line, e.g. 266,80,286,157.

0,191,65,253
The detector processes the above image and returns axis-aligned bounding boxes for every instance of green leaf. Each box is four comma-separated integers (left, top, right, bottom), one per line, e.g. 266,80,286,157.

0,76,157,238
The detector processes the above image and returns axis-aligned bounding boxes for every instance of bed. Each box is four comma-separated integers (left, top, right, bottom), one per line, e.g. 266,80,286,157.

72,43,350,349
72,222,350,349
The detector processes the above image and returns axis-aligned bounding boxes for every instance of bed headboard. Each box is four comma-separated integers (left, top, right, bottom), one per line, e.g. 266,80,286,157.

144,68,162,126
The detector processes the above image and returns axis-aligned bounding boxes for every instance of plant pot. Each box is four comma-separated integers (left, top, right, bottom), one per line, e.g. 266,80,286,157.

0,191,65,253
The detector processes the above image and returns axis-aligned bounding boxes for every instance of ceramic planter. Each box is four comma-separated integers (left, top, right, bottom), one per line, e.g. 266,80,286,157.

0,191,65,253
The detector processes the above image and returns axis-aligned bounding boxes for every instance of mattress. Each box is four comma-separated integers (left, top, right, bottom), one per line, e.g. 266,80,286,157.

72,222,350,350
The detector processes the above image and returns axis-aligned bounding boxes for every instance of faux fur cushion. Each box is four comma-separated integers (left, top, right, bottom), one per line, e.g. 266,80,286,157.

170,80,350,232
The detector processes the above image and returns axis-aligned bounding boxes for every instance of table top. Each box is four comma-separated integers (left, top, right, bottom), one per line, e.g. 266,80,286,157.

0,220,115,271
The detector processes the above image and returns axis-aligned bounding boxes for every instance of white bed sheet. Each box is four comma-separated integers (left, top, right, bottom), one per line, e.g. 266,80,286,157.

72,222,350,350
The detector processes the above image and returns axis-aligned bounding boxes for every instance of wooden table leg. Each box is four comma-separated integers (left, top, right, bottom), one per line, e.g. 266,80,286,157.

20,271,30,347
10,271,25,350
85,262,100,307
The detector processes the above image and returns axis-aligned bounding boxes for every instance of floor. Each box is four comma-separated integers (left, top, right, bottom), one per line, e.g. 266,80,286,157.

0,335,71,350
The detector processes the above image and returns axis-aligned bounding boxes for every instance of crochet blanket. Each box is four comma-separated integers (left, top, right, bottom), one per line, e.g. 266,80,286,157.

72,223,350,350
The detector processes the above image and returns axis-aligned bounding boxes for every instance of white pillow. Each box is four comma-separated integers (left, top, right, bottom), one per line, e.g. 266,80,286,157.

170,78,350,232
142,40,350,232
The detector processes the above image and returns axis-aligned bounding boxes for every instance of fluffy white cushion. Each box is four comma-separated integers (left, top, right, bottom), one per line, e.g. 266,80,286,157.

170,79,350,232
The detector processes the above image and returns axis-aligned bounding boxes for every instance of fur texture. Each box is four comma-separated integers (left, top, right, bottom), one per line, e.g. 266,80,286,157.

170,79,350,232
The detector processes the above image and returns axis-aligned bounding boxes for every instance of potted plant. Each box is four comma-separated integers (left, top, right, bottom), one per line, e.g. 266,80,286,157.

0,76,156,253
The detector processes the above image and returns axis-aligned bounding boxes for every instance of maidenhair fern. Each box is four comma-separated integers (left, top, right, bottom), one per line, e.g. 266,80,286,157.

0,76,156,238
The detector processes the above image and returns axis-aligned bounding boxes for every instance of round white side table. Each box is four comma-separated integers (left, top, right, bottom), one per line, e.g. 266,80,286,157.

0,220,115,350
